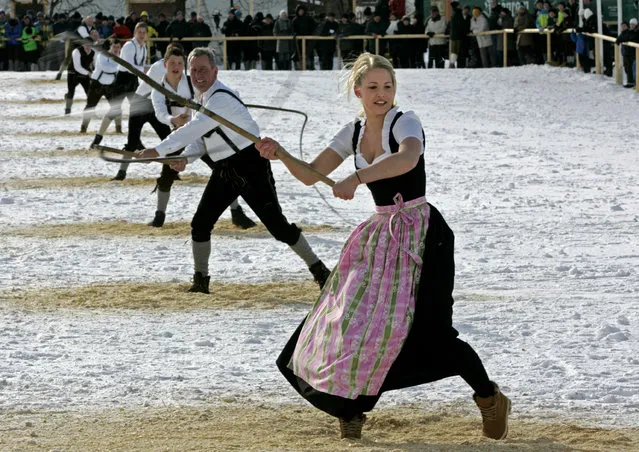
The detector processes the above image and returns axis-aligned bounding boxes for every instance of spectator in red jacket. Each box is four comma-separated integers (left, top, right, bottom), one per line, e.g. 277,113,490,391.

113,17,132,39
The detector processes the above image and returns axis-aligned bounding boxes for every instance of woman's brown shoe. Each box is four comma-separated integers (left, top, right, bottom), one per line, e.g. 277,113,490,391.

474,382,512,440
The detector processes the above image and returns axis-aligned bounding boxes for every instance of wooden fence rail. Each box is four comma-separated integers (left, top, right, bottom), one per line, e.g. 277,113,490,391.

143,28,637,91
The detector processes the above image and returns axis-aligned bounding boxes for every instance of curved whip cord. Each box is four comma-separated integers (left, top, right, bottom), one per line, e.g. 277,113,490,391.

247,104,356,227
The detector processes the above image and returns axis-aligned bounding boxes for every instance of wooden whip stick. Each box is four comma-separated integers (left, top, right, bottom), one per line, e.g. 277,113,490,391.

61,33,335,187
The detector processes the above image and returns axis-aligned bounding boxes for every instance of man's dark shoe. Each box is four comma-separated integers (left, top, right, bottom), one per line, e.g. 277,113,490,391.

111,170,127,181
231,206,257,229
187,272,210,294
148,211,165,227
309,260,331,289
90,134,103,149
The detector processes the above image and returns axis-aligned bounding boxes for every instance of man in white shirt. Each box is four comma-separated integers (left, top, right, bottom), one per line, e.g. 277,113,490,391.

104,22,148,179
64,41,94,115
81,37,122,133
77,15,95,38
105,39,169,181
144,45,256,229
56,15,96,81
137,47,330,294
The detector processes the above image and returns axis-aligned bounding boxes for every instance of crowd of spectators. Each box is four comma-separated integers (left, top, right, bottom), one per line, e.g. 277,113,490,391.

0,1,637,76
0,8,214,72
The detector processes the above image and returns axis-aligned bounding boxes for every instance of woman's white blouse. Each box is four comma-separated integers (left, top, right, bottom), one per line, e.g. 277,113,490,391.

327,106,424,168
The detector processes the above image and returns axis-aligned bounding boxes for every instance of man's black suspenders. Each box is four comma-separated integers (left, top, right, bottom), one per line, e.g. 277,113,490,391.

201,89,247,154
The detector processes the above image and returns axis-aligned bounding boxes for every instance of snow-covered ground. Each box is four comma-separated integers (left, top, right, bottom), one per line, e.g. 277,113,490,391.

0,66,637,428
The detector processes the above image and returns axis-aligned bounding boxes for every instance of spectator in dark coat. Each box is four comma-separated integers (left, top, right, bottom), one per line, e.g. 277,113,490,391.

572,8,595,73
396,15,413,68
167,11,191,53
365,12,387,54
260,14,276,70
579,8,613,76
488,1,503,64
496,8,515,66
374,0,391,23
243,14,260,70
52,13,67,35
191,15,212,48
616,18,638,86
125,11,138,34
550,6,573,66
222,10,243,69
449,2,469,68
5,17,23,71
411,13,427,68
319,12,339,70
155,13,169,55
292,4,316,70
567,0,579,26
68,12,82,34
338,12,364,64
514,7,535,65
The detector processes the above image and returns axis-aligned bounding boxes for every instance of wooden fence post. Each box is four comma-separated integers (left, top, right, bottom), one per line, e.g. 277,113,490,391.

614,44,622,85
146,40,152,65
302,37,306,71
223,39,228,70
503,31,508,67
595,36,601,75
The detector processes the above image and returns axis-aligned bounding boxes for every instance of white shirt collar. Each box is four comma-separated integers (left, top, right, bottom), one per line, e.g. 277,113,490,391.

360,105,400,127
198,79,223,102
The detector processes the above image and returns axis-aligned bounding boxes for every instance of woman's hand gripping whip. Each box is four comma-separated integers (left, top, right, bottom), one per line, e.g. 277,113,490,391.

59,33,335,187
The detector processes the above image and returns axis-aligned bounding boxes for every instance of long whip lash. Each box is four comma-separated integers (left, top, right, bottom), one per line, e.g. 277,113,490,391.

58,32,335,187
95,144,188,163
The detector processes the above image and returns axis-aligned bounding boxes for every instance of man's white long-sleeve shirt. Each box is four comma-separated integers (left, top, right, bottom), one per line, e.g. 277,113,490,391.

77,23,91,38
91,53,119,85
152,73,193,126
155,79,259,163
118,39,146,74
71,48,92,76
135,59,166,97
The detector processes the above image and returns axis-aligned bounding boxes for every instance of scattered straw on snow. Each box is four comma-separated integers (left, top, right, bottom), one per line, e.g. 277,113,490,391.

2,174,210,190
0,403,636,451
4,219,337,238
0,280,319,310
11,130,157,137
10,115,130,121
4,98,79,104
0,148,95,158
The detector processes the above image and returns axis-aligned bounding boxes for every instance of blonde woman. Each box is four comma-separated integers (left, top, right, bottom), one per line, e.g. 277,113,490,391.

257,53,511,441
